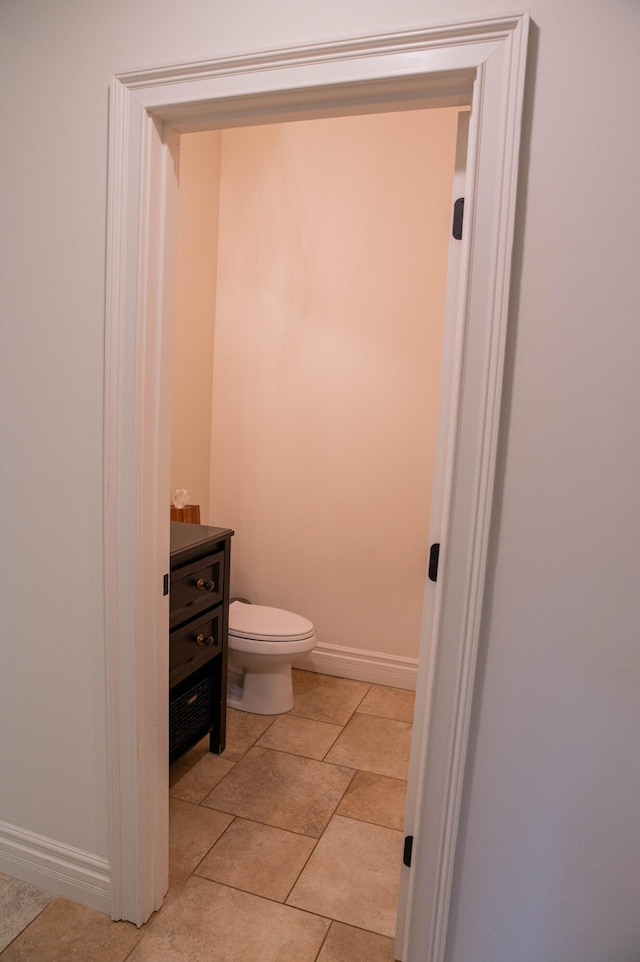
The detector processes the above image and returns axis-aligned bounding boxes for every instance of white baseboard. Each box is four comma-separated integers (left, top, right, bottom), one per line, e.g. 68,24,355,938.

0,819,110,914
294,642,417,691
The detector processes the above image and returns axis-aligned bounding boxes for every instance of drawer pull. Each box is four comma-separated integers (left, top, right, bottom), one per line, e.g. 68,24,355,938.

196,578,215,592
195,633,215,647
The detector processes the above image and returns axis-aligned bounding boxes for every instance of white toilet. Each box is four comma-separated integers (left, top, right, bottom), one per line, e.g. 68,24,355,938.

227,601,316,714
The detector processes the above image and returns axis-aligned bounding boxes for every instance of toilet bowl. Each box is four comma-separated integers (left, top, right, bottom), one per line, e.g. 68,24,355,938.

227,601,316,714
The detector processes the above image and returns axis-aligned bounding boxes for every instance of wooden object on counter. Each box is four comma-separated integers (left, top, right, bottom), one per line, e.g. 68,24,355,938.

170,504,201,524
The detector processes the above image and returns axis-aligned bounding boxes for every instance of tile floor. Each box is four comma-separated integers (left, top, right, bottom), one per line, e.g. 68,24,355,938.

0,670,414,961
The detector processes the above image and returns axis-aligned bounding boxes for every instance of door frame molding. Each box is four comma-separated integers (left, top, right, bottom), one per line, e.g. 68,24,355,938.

104,14,529,957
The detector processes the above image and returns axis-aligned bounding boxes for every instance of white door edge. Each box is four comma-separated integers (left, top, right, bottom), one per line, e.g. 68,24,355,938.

104,17,530,953
395,106,469,958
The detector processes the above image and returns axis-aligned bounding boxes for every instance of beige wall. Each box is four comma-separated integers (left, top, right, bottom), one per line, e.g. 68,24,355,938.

207,109,458,659
171,130,222,519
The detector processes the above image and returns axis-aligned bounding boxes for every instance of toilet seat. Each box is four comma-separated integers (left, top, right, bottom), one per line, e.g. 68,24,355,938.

229,602,314,643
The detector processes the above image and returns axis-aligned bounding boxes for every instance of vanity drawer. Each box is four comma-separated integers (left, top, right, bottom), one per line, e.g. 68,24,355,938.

169,608,223,688
170,549,225,628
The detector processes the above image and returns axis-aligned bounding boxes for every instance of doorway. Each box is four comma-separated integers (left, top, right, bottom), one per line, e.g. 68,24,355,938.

168,107,461,954
104,17,529,961
171,108,460,685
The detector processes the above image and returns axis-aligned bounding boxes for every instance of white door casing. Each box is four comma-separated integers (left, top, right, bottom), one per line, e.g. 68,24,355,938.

104,14,529,958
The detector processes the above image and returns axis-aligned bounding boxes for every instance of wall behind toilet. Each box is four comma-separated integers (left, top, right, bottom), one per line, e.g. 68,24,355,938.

173,108,459,663
171,130,223,517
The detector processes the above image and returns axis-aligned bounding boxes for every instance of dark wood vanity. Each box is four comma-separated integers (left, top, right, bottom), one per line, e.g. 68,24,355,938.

169,521,233,763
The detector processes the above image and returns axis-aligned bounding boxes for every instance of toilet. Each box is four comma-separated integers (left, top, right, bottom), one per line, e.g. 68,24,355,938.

226,601,316,714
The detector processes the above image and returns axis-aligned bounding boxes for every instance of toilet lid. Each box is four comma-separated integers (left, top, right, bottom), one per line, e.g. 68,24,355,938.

229,602,314,641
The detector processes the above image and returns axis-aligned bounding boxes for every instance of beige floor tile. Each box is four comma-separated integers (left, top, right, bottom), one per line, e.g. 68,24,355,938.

0,897,141,962
336,770,407,830
222,708,278,761
325,713,412,780
170,752,235,803
0,873,52,952
201,746,355,837
318,921,398,962
168,797,233,896
287,815,403,937
196,818,316,902
356,685,415,723
290,670,370,725
256,713,342,760
130,875,330,962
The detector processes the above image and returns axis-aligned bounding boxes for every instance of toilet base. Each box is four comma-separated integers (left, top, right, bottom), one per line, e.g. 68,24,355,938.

227,661,294,715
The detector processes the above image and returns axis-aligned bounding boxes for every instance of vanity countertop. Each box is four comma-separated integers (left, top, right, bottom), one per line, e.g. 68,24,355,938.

170,521,234,565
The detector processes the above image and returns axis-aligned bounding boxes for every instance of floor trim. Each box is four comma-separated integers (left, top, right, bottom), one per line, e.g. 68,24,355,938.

0,819,110,913
295,644,417,690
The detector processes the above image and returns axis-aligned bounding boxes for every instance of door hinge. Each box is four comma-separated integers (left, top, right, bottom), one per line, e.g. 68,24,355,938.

452,197,464,239
163,573,169,596
428,544,440,583
403,835,414,868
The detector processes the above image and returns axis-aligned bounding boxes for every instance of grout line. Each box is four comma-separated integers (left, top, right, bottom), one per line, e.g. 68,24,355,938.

280,834,322,904
196,813,320,842
329,811,405,836
0,896,56,957
239,743,346,765
187,875,335,917
313,919,334,961
122,928,145,962
197,812,238,857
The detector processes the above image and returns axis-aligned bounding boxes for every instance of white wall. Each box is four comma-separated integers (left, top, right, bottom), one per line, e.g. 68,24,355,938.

0,1,639,959
205,110,457,662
